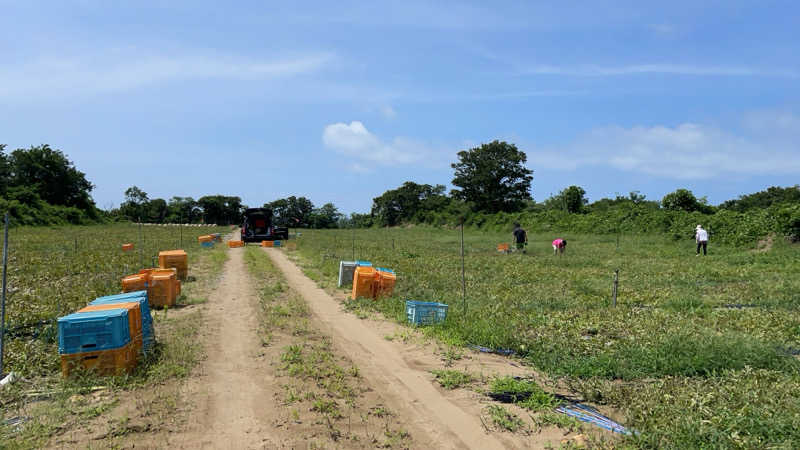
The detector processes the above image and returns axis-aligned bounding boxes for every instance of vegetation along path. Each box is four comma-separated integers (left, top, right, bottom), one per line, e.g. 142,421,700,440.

263,246,569,449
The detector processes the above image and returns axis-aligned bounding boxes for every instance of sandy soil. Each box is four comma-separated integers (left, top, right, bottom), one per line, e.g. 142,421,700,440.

264,248,572,449
170,247,278,449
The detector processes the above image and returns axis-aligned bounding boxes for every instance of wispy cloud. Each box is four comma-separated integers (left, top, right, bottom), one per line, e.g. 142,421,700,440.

322,121,442,167
519,64,799,78
527,112,800,179
0,51,335,100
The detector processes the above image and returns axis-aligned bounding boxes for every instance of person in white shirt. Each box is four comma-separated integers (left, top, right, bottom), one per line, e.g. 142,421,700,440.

695,225,709,256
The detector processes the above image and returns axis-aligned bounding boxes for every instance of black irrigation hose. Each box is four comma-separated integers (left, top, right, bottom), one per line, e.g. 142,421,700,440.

2,318,57,340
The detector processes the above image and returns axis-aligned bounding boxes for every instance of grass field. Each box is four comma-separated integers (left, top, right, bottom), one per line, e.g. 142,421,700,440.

293,226,800,448
0,223,229,377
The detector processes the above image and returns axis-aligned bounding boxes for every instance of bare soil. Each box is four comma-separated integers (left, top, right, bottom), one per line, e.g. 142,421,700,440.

264,247,576,449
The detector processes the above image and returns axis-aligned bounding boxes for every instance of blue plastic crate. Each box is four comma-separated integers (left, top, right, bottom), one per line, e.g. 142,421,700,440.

376,267,394,274
273,240,281,247
201,241,214,248
90,290,154,352
356,260,372,267
406,300,448,325
58,309,131,355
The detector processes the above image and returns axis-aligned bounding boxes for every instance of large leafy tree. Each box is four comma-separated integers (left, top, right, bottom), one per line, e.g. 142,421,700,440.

371,181,448,226
119,186,150,220
662,188,713,213
265,196,314,227
545,185,588,213
166,196,200,223
308,203,342,229
450,140,533,213
198,195,244,225
8,144,95,211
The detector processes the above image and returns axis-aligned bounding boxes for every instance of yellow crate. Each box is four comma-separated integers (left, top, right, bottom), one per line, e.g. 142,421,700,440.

261,240,273,247
227,240,244,248
352,266,377,300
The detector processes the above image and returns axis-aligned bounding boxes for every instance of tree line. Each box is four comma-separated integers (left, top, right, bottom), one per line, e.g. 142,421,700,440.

113,188,344,228
362,140,800,243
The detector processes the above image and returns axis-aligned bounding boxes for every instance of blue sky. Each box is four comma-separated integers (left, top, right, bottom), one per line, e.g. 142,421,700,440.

1,1,798,213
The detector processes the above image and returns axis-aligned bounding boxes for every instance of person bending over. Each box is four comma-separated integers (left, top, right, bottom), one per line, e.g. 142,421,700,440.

552,238,567,255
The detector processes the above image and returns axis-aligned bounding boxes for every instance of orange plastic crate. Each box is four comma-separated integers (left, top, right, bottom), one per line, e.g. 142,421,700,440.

261,240,273,247
352,266,377,300
375,271,396,298
497,243,510,253
122,243,134,251
60,341,137,377
158,250,188,280
149,270,178,308
79,303,143,355
228,240,244,248
122,273,148,292
198,235,214,243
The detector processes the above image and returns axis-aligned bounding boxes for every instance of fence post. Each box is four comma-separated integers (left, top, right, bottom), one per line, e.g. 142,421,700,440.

138,218,143,269
612,269,619,307
460,221,467,317
0,213,9,375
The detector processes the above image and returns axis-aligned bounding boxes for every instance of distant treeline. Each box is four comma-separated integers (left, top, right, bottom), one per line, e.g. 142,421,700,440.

2,141,798,244
356,182,800,245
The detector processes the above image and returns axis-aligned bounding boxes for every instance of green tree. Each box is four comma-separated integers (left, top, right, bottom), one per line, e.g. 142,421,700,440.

450,140,533,213
662,188,712,213
720,185,800,211
198,195,244,224
371,182,448,226
166,196,200,223
9,144,95,212
119,186,150,221
266,196,314,227
308,203,342,229
147,198,168,223
0,144,10,196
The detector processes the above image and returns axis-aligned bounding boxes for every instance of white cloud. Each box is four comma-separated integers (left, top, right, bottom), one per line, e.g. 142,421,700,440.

520,64,798,78
528,114,800,179
0,51,334,100
322,121,432,166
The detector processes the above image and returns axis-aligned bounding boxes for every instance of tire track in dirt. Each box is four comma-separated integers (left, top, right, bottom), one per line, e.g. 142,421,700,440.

173,241,277,449
264,247,546,450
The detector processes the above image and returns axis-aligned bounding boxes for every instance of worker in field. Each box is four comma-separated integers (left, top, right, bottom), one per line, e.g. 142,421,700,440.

695,224,709,256
512,223,528,254
552,238,567,255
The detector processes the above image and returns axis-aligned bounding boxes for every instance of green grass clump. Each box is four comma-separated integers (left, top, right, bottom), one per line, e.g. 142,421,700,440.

489,376,558,410
485,405,526,432
431,369,473,389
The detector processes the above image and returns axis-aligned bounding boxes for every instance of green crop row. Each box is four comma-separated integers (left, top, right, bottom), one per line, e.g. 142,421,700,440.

293,227,800,448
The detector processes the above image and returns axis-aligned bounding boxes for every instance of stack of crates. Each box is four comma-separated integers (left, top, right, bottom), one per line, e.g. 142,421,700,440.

261,240,273,247
352,266,376,299
149,268,179,308
198,235,214,247
90,290,154,353
338,260,372,287
374,267,396,298
121,268,180,309
159,249,188,280
58,309,138,377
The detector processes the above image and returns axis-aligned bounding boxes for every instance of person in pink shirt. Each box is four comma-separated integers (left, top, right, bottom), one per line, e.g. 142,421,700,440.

552,238,567,255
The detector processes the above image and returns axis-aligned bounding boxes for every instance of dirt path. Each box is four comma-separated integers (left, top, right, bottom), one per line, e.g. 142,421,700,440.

264,248,568,450
174,243,277,449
